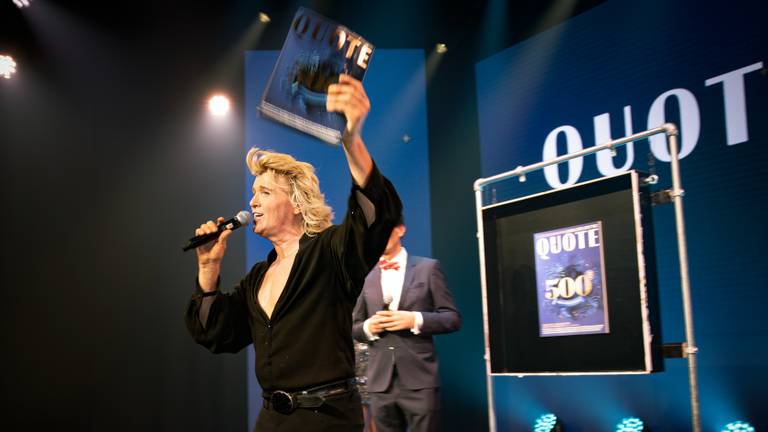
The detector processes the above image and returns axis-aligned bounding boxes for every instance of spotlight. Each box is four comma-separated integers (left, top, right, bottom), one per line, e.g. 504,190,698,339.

435,43,448,54
615,417,645,432
722,421,755,432
208,94,231,117
0,55,17,79
13,0,31,8
258,12,271,23
534,413,563,432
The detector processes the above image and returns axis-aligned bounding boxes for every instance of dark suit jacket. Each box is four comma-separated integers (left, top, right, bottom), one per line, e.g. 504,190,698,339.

352,255,461,392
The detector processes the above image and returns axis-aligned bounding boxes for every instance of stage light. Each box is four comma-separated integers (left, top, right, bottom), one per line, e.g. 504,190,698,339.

258,12,271,23
435,43,448,54
615,416,645,432
534,413,563,432
0,55,17,79
722,421,755,432
13,0,31,8
208,94,231,117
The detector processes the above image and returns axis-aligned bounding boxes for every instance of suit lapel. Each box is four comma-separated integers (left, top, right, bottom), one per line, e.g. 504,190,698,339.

399,256,417,309
370,266,385,310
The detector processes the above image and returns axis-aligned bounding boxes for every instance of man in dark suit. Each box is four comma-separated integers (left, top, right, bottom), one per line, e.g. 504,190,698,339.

352,220,461,432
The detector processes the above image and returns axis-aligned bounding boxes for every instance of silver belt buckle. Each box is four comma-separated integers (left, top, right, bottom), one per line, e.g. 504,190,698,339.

270,390,296,415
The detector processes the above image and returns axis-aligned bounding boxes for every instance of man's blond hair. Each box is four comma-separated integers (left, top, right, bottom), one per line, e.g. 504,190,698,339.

246,148,333,236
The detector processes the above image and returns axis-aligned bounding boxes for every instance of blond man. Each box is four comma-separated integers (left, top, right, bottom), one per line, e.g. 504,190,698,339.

186,75,402,431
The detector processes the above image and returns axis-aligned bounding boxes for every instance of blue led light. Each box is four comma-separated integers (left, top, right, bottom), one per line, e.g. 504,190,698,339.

615,416,645,432
534,413,559,432
722,421,755,432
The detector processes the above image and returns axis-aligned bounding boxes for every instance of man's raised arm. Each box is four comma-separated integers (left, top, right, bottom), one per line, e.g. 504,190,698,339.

327,73,374,187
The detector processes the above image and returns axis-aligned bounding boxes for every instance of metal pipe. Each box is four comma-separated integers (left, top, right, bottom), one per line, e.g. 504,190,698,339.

667,126,701,432
474,125,668,191
474,186,497,432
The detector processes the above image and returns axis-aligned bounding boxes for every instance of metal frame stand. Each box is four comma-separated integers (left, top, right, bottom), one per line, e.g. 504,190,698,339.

473,124,700,432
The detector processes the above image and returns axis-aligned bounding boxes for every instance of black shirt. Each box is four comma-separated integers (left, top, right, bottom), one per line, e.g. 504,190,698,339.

185,164,401,392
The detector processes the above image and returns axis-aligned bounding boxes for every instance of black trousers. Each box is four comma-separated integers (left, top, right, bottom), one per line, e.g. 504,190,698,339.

255,390,364,432
369,368,440,432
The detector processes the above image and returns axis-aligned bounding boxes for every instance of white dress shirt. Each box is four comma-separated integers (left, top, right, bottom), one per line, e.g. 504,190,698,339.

363,247,424,340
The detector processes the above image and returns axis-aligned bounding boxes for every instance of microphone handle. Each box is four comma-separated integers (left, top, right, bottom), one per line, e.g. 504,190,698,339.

182,230,224,252
183,217,244,252
378,301,392,337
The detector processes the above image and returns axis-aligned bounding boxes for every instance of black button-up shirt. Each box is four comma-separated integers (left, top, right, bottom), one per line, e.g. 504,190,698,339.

185,164,401,392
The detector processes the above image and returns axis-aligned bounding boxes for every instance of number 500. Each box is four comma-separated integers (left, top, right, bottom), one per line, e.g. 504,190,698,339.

544,272,594,300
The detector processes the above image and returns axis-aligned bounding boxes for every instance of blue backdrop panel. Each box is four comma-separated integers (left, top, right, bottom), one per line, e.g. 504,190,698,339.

476,0,767,430
244,49,429,428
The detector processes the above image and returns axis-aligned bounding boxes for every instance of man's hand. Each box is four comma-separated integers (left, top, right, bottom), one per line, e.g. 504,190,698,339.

326,74,373,187
326,74,370,141
195,217,233,292
374,310,416,332
366,314,388,336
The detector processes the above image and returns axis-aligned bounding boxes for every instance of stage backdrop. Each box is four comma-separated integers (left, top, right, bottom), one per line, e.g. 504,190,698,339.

476,0,767,430
244,49,430,427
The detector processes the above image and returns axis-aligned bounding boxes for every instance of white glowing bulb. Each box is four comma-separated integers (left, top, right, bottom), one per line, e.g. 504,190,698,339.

0,55,17,79
13,0,32,9
208,95,231,117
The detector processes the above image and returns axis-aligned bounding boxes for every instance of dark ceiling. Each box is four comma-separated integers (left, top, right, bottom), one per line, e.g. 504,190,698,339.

1,0,607,63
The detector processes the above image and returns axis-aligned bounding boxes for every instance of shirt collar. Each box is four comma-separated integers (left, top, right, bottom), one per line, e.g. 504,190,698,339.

382,246,408,268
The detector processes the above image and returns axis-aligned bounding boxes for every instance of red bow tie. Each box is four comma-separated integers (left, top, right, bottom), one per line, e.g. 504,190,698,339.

378,259,400,271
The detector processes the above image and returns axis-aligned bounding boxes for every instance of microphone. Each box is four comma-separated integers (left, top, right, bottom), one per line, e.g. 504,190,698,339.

182,211,253,252
382,293,393,311
378,293,394,337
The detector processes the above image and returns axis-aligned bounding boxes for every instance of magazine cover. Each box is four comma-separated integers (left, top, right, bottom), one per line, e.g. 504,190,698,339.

533,221,610,337
259,7,374,144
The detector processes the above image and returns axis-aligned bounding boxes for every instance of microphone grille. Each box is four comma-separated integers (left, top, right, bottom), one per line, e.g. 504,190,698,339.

235,210,253,225
383,293,393,309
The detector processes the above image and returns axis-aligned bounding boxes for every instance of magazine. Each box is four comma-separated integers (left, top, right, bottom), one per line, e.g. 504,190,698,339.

259,7,374,144
533,221,610,337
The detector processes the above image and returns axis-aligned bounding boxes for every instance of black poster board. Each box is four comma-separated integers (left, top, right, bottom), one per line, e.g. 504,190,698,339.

481,171,663,375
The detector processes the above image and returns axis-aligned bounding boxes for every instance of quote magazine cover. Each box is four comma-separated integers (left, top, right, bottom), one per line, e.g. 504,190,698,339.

259,7,375,144
533,221,610,337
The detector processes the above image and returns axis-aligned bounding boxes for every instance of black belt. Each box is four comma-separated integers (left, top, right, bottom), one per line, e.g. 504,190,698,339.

262,378,356,415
